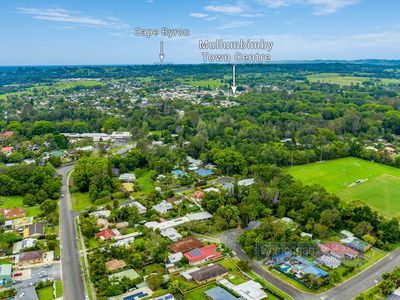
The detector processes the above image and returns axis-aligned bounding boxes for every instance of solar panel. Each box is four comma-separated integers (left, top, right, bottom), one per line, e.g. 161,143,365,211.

190,249,202,256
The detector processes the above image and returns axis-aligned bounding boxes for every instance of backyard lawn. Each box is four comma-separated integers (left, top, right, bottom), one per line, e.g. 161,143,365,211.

0,196,41,217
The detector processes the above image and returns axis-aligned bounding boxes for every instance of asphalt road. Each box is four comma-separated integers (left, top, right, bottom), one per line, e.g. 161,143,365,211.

221,229,400,300
57,165,85,300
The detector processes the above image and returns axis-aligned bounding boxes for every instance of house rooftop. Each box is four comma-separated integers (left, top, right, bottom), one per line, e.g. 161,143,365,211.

168,236,203,253
18,250,42,262
105,259,127,271
190,264,228,282
0,264,12,277
184,244,222,264
108,269,140,281
205,286,239,300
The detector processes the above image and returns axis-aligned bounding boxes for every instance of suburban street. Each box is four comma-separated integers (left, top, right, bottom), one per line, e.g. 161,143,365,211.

57,165,85,300
221,229,400,300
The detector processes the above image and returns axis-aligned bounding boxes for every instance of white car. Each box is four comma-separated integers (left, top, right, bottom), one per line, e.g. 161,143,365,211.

19,292,25,298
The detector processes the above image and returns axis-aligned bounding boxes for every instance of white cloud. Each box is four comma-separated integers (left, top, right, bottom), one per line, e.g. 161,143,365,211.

204,4,245,15
257,0,360,14
258,0,289,8
190,12,208,18
308,0,359,15
219,20,254,29
17,7,128,29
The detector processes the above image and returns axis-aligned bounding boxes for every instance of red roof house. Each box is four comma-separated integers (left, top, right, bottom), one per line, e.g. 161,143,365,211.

191,190,204,200
1,147,13,154
184,244,222,265
0,208,27,219
0,131,14,140
95,228,117,240
319,242,358,259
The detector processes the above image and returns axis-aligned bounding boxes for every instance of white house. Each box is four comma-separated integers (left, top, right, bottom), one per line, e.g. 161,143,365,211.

160,227,182,242
131,201,147,214
118,173,136,182
152,200,173,214
238,178,255,187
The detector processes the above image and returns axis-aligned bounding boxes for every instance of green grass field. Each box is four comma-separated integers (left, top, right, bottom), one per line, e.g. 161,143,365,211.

288,157,400,217
183,78,224,88
37,286,53,300
306,73,400,86
0,196,41,217
307,73,368,86
71,192,92,211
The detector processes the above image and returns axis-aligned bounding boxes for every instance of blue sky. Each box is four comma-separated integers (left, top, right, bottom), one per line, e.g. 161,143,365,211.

1,0,400,65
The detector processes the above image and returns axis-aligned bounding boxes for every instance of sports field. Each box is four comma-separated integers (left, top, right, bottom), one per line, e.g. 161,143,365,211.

288,157,400,217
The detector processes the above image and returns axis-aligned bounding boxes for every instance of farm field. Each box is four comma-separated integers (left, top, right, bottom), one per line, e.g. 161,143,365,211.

306,73,400,86
288,157,400,217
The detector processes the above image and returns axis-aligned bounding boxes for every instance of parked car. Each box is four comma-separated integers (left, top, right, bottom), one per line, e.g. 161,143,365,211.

13,272,22,277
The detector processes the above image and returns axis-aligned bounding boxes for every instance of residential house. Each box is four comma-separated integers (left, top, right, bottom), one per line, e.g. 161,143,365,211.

118,173,136,182
184,244,222,265
96,218,111,229
237,178,255,187
12,217,33,230
90,210,111,219
220,182,234,193
179,267,200,281
95,228,120,241
341,236,371,253
168,252,183,265
272,251,292,264
152,200,173,214
151,294,176,300
219,279,267,300
316,255,341,269
319,242,359,260
105,259,127,272
1,146,13,155
13,238,37,254
169,236,203,253
190,264,229,284
160,227,182,242
16,250,43,266
203,187,220,193
0,208,27,219
191,190,204,201
0,264,12,287
110,131,132,142
290,256,329,279
131,201,147,214
0,131,14,142
108,269,140,281
205,286,239,300
108,287,153,300
23,223,45,238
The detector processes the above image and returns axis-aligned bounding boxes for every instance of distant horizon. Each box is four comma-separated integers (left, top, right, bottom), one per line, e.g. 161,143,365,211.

1,58,400,68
